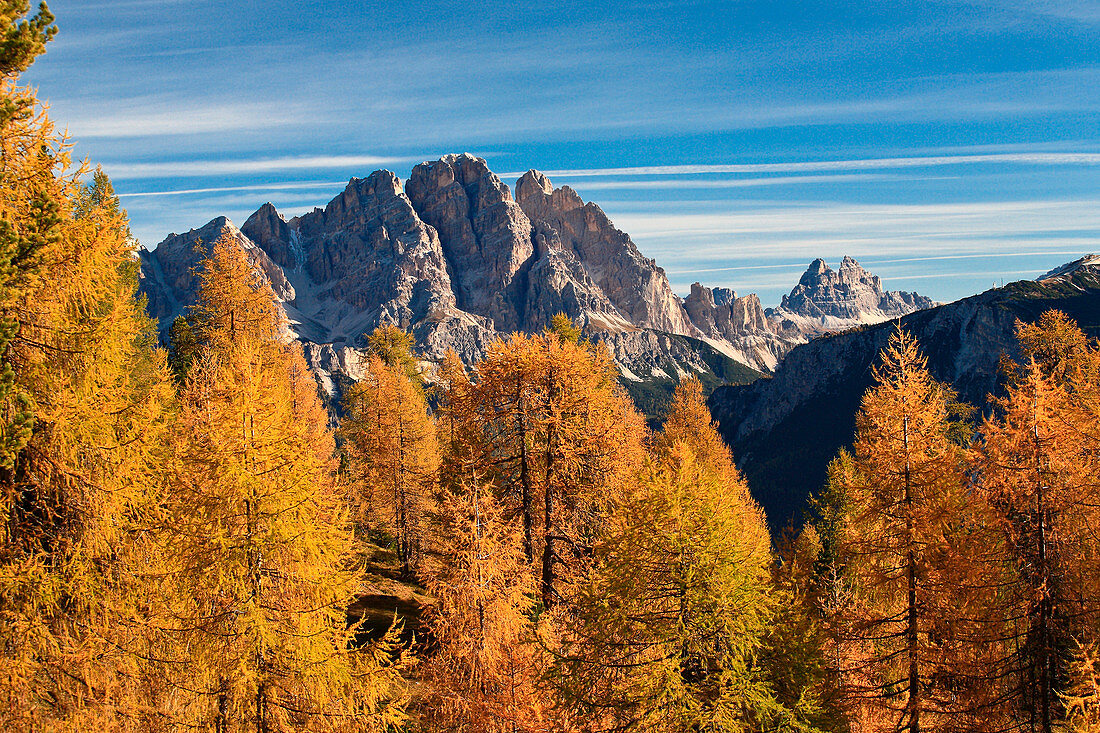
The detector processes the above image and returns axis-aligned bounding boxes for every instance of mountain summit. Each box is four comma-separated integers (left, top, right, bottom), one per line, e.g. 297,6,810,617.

137,155,937,403
769,256,937,333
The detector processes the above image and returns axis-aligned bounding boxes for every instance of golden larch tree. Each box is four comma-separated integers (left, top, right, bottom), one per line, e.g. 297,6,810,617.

974,349,1100,732
155,236,408,732
555,446,784,731
1064,642,1100,733
442,327,647,609
553,378,795,731
341,329,439,578
830,328,1009,733
0,9,177,724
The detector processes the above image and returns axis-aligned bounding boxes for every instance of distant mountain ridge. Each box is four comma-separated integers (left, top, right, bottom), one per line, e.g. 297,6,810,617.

770,255,936,334
708,255,1100,531
137,154,937,405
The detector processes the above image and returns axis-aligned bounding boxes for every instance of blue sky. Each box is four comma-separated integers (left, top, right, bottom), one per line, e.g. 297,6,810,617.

23,0,1100,306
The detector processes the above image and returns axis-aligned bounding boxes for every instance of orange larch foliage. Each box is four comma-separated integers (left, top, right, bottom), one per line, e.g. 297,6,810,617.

418,484,554,732
341,343,439,578
830,328,1010,733
974,324,1100,732
440,328,647,609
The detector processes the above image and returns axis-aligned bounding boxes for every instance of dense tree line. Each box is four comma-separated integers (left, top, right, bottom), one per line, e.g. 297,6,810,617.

3,5,1100,731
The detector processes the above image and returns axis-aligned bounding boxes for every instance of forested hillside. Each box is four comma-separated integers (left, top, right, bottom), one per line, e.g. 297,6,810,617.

3,5,1100,733
710,264,1100,531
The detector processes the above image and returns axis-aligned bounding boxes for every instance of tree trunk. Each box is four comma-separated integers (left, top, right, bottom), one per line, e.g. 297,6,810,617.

215,677,228,733
1034,416,1052,733
517,378,533,562
540,418,556,609
397,418,410,577
904,415,921,733
540,369,556,609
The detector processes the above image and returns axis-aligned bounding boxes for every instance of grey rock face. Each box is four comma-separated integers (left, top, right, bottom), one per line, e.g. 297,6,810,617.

595,330,717,381
140,173,497,366
774,256,936,323
242,203,293,269
711,287,736,307
137,156,938,404
137,216,292,326
292,170,454,316
685,283,768,337
683,283,799,370
515,170,699,336
680,258,937,372
523,223,621,330
406,153,534,332
708,260,1100,530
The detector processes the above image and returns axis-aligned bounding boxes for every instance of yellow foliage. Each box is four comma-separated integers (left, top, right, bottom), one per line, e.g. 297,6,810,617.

556,444,779,731
190,232,285,349
653,376,770,555
154,241,409,731
1065,642,1100,733
341,346,439,577
442,330,647,608
0,67,174,728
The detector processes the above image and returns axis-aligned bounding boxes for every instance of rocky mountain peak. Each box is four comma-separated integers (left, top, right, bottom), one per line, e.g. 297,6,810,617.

516,169,553,200
316,170,406,229
687,282,717,310
255,201,280,218
515,169,698,336
1039,254,1100,281
138,215,293,327
803,258,828,281
137,156,941,409
776,256,932,324
242,202,292,268
711,287,736,307
684,282,788,369
405,154,534,332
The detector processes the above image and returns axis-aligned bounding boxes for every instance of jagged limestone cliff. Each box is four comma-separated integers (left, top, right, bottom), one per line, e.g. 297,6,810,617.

138,155,936,415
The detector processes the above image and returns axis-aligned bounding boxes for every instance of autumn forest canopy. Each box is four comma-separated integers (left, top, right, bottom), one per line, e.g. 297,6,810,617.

4,4,1100,733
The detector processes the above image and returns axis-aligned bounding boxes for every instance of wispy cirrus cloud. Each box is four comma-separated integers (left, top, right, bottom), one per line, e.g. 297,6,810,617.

502,153,1100,181
949,0,1100,24
560,173,919,191
614,199,1100,241
667,250,1098,275
888,269,1048,281
104,154,425,179
116,181,351,198
58,101,309,139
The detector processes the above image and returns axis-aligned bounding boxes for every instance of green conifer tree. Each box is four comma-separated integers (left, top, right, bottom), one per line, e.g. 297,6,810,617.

554,379,817,731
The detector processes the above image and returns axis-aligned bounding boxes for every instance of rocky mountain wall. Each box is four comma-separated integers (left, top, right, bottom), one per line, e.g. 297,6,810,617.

138,154,937,411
